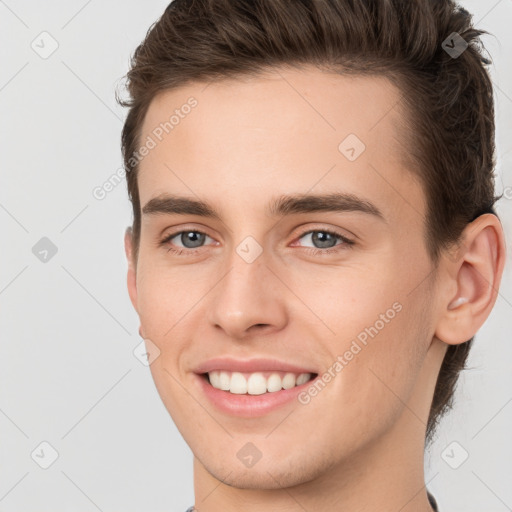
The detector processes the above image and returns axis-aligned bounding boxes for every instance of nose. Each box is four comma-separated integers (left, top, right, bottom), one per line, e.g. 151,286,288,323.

206,251,288,340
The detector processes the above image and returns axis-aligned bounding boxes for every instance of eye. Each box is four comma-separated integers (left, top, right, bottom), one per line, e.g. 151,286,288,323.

160,230,215,255
294,228,354,255
159,227,354,256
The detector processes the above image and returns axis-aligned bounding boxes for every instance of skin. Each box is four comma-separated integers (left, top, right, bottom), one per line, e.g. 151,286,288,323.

124,64,506,512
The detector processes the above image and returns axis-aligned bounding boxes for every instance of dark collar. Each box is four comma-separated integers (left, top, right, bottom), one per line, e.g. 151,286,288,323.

427,491,439,511
186,492,440,512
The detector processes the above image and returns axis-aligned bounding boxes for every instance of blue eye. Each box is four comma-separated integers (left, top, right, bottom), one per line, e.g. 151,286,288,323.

300,230,351,249
160,230,215,254
172,231,209,249
297,229,353,254
159,228,354,256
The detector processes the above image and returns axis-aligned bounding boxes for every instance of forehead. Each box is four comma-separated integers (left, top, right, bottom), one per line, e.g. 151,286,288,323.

137,65,425,223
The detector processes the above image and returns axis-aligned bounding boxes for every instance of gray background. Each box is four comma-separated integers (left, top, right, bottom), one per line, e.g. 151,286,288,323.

1,1,511,511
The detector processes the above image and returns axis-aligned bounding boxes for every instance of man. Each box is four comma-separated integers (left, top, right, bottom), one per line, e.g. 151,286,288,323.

118,1,506,510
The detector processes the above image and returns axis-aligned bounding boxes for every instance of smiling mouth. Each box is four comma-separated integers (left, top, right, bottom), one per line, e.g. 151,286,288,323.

201,370,318,395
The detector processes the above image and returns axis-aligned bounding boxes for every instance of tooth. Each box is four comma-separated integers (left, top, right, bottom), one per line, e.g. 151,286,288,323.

230,372,247,394
219,371,231,390
296,373,310,386
247,373,267,395
267,373,283,392
207,370,314,393
208,370,221,388
282,372,296,389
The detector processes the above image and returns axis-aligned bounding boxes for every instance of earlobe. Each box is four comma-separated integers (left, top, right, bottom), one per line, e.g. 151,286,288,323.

434,213,506,346
124,227,139,313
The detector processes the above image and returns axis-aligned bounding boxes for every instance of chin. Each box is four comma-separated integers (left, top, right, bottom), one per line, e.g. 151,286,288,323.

205,463,310,490
196,443,330,490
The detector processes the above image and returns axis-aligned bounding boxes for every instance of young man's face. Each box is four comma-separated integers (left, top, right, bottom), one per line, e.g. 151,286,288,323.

126,65,447,489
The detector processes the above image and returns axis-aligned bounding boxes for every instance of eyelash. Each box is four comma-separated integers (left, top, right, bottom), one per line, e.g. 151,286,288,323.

159,228,355,256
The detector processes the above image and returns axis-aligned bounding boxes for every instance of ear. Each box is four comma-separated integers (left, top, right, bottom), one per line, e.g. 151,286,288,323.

435,213,506,345
124,226,138,313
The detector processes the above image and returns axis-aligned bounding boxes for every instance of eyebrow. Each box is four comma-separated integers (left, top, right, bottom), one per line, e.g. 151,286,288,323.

142,192,386,223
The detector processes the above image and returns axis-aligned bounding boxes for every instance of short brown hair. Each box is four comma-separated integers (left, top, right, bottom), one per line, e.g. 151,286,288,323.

117,0,501,441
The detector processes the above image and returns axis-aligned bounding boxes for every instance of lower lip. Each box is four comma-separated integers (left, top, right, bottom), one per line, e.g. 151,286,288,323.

195,373,319,417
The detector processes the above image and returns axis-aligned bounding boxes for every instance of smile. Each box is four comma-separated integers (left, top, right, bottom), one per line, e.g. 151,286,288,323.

196,370,320,417
205,370,316,395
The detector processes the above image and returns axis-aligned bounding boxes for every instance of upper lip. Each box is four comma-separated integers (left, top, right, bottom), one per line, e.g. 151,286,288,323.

193,357,318,375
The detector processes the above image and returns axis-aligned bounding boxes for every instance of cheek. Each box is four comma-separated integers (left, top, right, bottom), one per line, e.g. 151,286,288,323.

323,303,428,440
316,263,432,415
135,265,180,341
290,262,401,337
